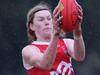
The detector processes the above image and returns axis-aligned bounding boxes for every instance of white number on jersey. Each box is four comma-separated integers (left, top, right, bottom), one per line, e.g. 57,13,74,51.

50,61,73,75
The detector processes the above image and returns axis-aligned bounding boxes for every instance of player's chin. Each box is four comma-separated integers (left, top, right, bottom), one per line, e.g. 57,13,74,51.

44,32,52,37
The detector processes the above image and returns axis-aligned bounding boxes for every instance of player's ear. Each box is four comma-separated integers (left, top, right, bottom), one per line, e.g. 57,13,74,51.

29,23,35,31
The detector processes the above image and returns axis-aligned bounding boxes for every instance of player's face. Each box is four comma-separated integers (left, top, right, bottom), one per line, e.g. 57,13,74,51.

31,10,53,39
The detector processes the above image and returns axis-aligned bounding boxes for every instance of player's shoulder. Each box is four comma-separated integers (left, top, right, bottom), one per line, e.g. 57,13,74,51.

22,44,40,57
22,44,39,51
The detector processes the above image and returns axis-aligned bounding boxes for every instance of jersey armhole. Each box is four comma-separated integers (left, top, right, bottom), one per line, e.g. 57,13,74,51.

62,39,72,57
23,58,34,70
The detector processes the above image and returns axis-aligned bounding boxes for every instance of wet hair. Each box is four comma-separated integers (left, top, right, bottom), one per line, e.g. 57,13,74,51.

26,2,52,43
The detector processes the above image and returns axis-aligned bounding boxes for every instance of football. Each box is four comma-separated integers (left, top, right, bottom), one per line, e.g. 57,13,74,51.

59,0,79,32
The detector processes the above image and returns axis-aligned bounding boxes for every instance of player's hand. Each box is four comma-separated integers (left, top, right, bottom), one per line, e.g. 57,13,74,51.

52,3,63,36
73,3,83,36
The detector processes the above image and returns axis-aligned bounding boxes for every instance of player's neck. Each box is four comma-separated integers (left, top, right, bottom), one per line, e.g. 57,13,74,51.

36,36,51,42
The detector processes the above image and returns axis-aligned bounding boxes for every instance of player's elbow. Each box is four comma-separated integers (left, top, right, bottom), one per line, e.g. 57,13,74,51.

40,63,52,70
75,53,85,62
38,60,53,70
77,56,85,62
44,65,52,70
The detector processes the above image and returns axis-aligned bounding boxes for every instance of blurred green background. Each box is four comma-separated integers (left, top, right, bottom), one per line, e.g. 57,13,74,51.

0,0,100,75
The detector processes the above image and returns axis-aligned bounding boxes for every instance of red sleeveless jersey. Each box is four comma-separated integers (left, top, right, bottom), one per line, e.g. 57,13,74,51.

27,39,74,75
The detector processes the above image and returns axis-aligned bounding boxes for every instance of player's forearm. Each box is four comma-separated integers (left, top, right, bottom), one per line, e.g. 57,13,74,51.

40,35,59,70
73,29,85,61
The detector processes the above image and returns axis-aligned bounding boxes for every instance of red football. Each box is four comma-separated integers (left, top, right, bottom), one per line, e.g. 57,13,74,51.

59,0,79,32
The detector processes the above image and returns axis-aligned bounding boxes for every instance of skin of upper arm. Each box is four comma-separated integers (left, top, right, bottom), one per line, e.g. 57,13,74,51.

65,38,85,61
22,45,43,67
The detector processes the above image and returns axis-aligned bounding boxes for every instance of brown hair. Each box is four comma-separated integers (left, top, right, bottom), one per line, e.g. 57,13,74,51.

26,2,52,43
